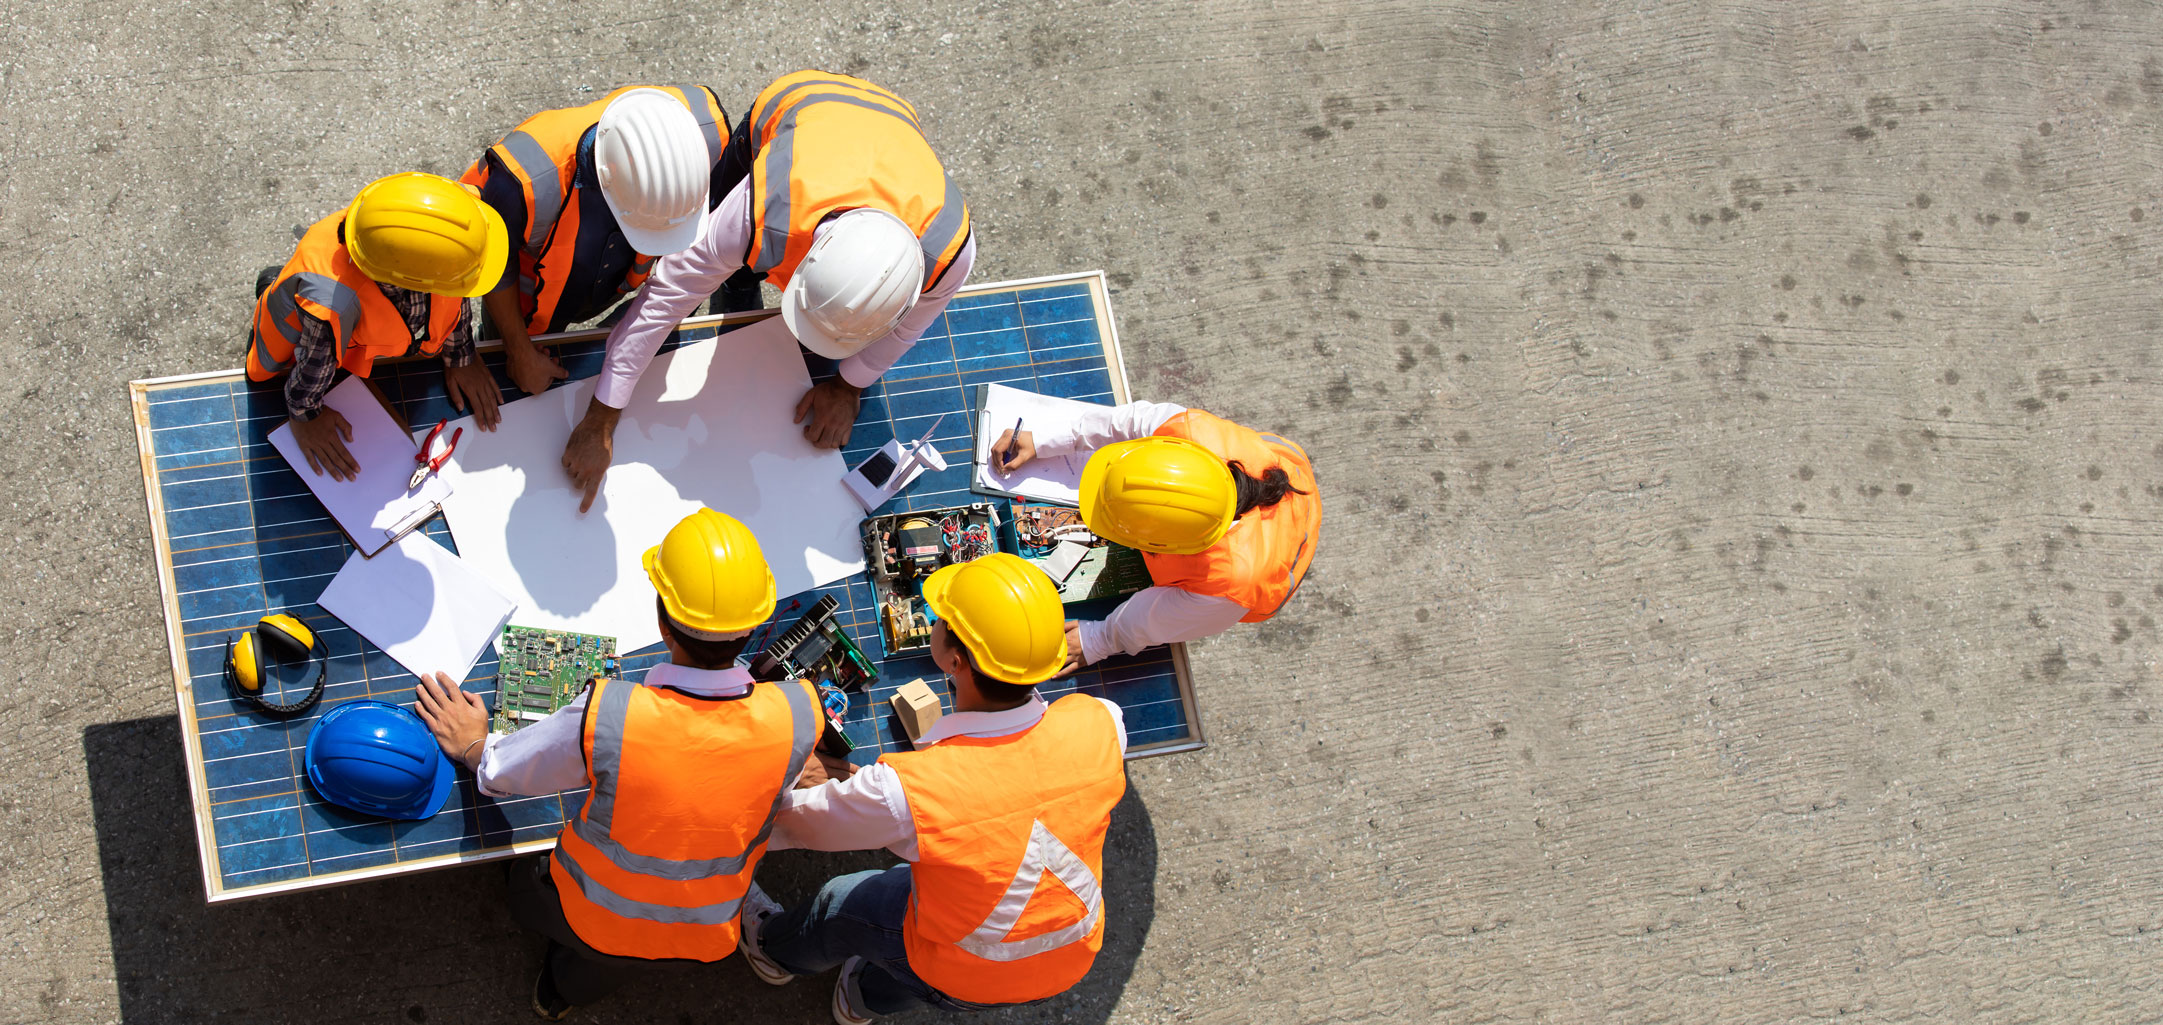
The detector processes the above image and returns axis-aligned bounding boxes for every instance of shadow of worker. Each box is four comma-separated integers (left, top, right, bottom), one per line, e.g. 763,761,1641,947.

82,716,540,1024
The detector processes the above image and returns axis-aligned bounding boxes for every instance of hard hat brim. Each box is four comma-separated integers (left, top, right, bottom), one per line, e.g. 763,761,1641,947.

457,200,512,298
609,196,703,260
780,275,872,360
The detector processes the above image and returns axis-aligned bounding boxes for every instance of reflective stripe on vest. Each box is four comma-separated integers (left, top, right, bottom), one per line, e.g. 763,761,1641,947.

742,70,969,292
1141,410,1323,622
463,85,728,334
884,695,1126,1004
548,676,817,959
247,214,461,383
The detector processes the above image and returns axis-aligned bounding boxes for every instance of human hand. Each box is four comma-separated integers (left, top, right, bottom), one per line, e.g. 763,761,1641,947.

792,378,862,450
291,408,358,481
563,400,621,513
1058,619,1086,677
504,340,569,397
444,361,502,430
991,429,1037,474
794,751,857,789
414,671,490,769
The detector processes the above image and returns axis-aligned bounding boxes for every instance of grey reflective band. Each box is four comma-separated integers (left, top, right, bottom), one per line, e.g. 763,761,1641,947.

573,680,819,881
954,820,1103,962
281,272,362,346
747,93,947,277
670,84,725,166
751,78,918,134
553,842,747,926
917,171,969,289
497,130,561,254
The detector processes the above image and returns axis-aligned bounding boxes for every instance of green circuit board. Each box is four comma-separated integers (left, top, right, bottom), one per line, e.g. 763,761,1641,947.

493,626,618,734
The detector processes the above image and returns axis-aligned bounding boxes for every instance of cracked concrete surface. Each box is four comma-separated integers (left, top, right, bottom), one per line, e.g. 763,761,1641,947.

6,1,2163,1022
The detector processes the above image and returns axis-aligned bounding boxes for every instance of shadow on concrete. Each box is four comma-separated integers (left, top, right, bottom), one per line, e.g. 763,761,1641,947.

85,715,1158,1024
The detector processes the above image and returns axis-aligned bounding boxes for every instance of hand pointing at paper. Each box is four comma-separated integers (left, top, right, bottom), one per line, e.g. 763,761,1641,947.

563,397,622,513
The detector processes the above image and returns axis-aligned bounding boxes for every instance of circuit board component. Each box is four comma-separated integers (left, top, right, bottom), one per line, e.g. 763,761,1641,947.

493,626,619,734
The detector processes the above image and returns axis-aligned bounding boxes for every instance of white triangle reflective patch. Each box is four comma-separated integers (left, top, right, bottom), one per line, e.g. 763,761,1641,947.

954,820,1103,962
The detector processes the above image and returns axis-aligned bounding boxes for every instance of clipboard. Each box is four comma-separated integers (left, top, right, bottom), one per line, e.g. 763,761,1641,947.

266,376,451,557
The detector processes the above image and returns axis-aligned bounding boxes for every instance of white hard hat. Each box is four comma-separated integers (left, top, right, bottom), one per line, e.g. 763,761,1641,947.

781,208,926,359
594,88,710,256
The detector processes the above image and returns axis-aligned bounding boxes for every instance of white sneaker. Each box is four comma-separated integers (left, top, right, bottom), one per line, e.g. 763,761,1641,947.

737,883,796,986
832,956,875,1025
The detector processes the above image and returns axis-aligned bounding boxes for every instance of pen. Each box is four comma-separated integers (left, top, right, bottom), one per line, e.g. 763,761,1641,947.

1002,417,1024,468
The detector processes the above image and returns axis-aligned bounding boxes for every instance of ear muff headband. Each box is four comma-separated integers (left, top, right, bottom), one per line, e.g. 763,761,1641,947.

224,614,326,717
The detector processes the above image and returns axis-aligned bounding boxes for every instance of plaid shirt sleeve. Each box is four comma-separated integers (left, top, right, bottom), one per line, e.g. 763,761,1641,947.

439,298,475,368
282,313,339,423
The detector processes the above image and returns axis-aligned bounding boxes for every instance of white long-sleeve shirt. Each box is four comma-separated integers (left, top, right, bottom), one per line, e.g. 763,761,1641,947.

594,178,978,406
768,693,1126,860
1030,401,1250,665
472,662,754,798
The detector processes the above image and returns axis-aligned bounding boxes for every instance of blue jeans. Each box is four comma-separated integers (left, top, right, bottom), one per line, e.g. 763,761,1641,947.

759,866,994,1016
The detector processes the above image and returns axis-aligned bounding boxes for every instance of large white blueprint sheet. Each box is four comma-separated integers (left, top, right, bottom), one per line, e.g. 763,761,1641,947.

429,318,866,654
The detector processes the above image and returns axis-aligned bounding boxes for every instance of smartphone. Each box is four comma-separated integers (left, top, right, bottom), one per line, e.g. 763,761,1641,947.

858,449,898,487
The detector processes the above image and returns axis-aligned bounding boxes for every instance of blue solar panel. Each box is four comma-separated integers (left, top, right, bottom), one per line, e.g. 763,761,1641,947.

134,274,1200,900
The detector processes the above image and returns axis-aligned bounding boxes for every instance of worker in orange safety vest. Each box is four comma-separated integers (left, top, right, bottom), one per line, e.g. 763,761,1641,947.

247,172,509,481
413,508,819,1020
989,403,1322,672
460,85,732,397
738,554,1128,1022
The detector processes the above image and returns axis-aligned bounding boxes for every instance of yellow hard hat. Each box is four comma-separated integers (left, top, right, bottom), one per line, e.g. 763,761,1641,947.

343,172,509,297
642,508,777,639
920,553,1066,686
1078,436,1236,555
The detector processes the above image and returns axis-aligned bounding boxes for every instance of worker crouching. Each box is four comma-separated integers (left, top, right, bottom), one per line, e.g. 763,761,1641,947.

741,554,1128,1023
990,403,1323,671
413,508,817,1020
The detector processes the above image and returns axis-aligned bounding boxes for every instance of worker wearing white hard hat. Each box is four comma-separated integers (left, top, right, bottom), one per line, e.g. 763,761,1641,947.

460,85,731,398
561,69,977,513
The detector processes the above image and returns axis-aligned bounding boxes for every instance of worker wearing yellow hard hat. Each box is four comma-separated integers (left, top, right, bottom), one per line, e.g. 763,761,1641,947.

459,85,732,399
413,508,819,1019
248,172,510,482
990,401,1323,671
561,69,979,513
746,554,1128,1021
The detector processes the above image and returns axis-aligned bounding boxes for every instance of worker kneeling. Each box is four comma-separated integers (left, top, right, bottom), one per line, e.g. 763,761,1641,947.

741,554,1128,1023
413,509,816,1020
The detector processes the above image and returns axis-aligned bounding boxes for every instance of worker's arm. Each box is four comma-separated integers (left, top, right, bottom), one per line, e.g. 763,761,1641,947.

1067,587,1249,669
437,297,501,430
591,186,746,409
992,399,1187,474
471,158,568,397
769,761,921,860
834,233,977,389
414,672,590,798
282,313,360,481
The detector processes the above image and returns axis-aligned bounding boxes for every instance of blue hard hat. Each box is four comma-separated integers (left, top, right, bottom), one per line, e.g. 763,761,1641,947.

303,700,454,820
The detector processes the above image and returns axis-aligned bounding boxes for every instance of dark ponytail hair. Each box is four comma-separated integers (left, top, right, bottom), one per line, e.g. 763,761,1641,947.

1229,461,1309,518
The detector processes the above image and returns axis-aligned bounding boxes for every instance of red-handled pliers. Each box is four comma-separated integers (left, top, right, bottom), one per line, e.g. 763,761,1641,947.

409,419,462,489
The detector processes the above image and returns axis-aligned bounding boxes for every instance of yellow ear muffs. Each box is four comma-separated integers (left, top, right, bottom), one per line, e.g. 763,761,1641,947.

225,613,327,717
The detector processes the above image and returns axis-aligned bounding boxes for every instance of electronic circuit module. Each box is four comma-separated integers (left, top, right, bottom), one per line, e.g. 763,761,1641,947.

493,626,618,733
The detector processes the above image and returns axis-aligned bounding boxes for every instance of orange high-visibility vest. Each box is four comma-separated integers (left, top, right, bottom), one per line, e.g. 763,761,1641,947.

246,214,466,382
550,676,819,961
741,70,969,292
1143,410,1323,622
883,695,1126,1005
459,84,728,335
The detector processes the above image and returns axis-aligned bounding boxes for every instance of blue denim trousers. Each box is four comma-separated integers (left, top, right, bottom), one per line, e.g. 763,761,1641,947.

759,865,996,1016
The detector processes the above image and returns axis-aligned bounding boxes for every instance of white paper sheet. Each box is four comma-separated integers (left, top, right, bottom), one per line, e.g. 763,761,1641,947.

268,376,451,556
429,316,867,654
974,383,1109,506
316,532,517,681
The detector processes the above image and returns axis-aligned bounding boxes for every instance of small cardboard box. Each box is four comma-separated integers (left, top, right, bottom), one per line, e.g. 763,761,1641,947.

891,678,945,743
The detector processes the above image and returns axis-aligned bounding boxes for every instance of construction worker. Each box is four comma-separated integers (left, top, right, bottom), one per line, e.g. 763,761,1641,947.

562,70,976,511
990,403,1322,671
461,85,730,397
249,172,508,481
739,554,1127,1022
412,508,819,1020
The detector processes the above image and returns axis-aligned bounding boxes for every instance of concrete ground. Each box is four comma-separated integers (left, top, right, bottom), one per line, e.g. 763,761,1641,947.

5,1,2161,1021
